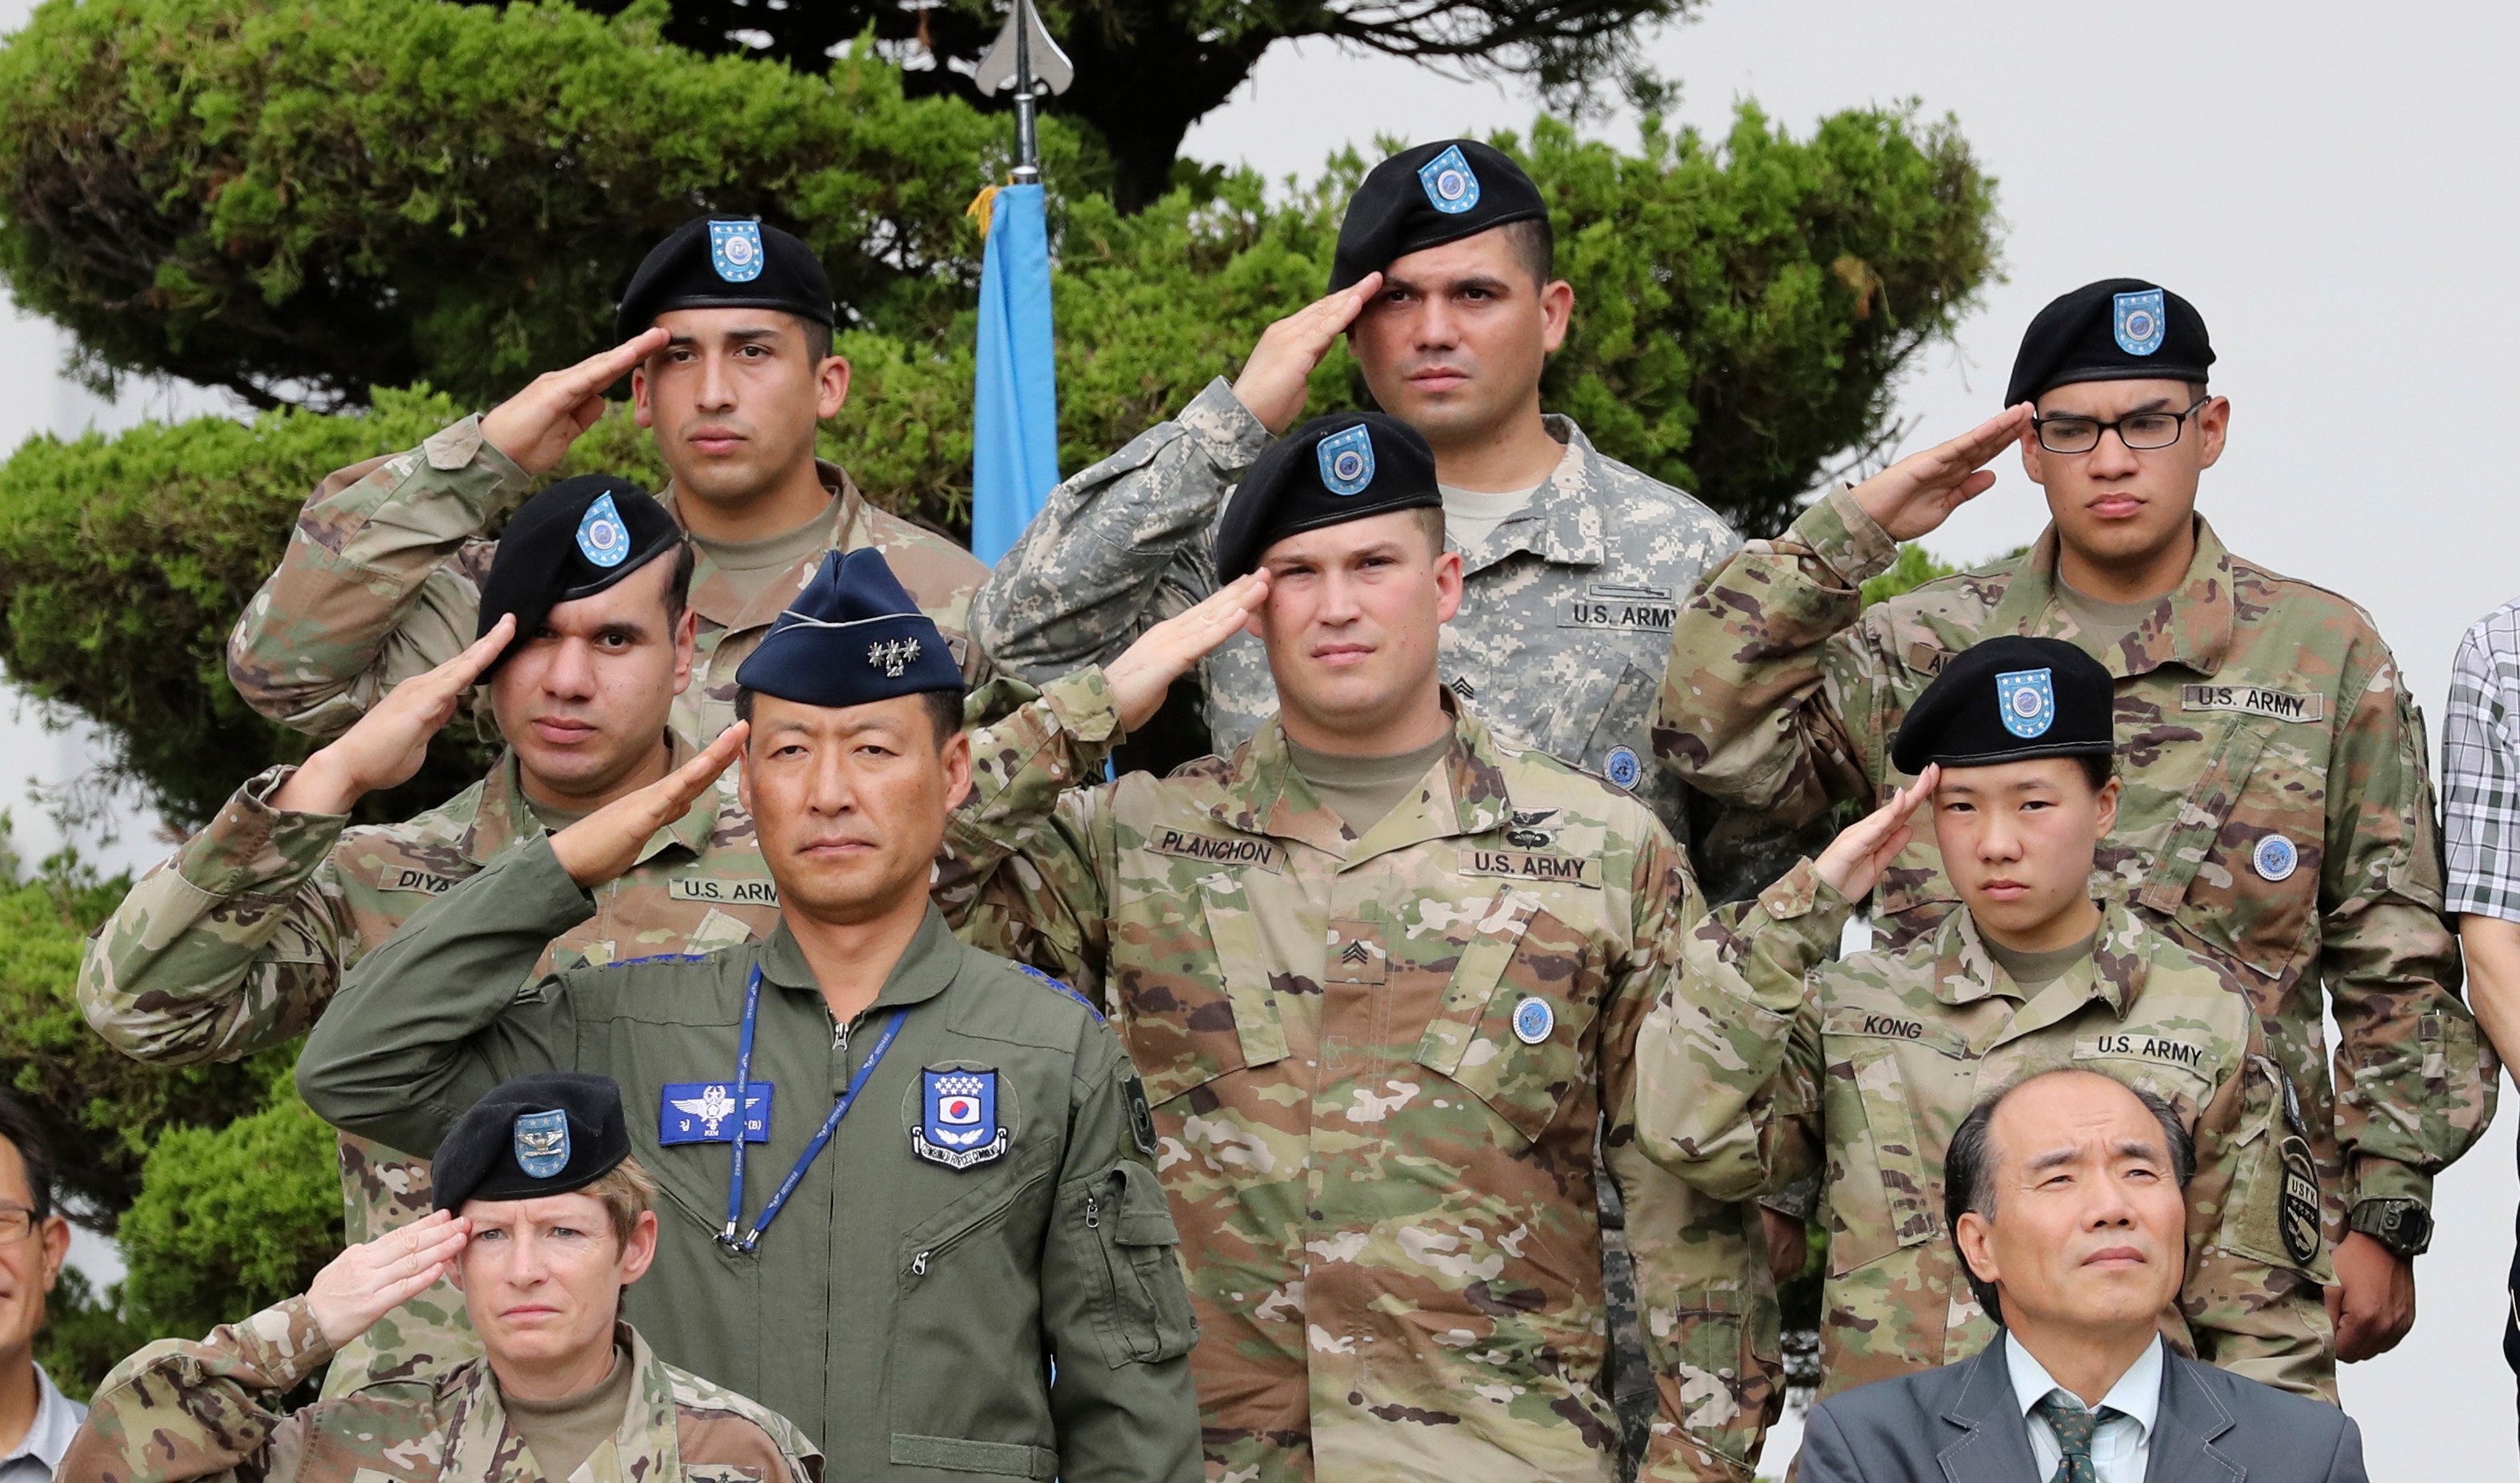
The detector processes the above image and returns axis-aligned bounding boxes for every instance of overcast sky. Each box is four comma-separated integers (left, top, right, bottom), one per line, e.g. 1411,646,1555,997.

3,0,2513,1473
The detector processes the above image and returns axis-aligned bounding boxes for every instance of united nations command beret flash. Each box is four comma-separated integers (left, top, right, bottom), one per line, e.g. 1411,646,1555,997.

1214,412,1442,582
614,215,837,342
432,1072,631,1213
1328,139,1548,294
734,547,962,706
475,474,682,654
1889,636,2116,774
2004,278,2215,407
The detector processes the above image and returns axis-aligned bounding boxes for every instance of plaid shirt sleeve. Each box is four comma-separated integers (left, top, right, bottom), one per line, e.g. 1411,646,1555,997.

2443,598,2520,922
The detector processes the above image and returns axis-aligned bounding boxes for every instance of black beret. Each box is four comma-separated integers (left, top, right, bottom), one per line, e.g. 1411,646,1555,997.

1214,412,1442,582
432,1072,631,1213
1328,139,1547,294
1890,636,2116,774
477,474,682,654
734,548,962,707
2005,278,2215,407
614,216,836,342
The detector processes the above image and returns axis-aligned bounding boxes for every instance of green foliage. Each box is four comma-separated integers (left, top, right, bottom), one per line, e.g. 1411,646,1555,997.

115,1060,342,1343
1862,542,1961,606
0,834,285,1222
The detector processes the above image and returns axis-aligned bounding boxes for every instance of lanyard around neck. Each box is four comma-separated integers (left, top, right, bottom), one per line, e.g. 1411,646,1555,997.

718,965,908,1252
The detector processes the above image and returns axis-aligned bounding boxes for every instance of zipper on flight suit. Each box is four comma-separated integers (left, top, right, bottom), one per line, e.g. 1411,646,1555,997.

903,1165,1054,1284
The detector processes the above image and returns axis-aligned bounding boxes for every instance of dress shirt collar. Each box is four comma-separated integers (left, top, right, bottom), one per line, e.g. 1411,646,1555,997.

2,1362,88,1473
2005,1329,2162,1437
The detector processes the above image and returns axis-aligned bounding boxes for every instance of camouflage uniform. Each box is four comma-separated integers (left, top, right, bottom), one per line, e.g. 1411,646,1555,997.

970,377,1789,1476
1653,490,2496,1256
224,415,992,745
61,1304,817,1483
1638,893,2335,1405
75,743,779,1397
933,669,1833,1483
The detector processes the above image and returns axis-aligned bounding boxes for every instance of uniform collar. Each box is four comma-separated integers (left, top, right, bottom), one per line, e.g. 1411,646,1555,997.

1933,896,2147,1022
1207,693,1514,863
758,903,964,1012
463,735,714,870
1985,514,2238,680
662,460,859,630
446,1323,678,1483
1452,415,1606,576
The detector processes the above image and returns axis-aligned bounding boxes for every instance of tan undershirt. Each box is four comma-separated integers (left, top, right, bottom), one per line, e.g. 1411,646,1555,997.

1984,927,2100,994
528,799,592,834
502,1342,635,1482
1438,482,1544,550
2054,576,2162,653
1286,734,1454,837
691,497,838,612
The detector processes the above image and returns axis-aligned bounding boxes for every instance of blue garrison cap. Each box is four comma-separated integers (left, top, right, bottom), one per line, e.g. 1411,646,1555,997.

734,548,962,707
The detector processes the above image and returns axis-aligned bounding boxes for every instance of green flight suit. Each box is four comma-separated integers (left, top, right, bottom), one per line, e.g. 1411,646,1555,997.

295,835,1202,1483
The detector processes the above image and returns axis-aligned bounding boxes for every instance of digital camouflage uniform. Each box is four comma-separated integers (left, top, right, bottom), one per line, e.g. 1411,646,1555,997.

75,743,779,1397
970,377,1797,1476
294,838,1202,1480
1637,893,2335,1405
932,668,1834,1483
1653,490,2496,1260
62,1305,818,1483
224,415,991,745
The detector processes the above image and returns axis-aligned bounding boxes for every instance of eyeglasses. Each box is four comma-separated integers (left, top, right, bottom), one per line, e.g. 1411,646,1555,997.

2030,398,2211,455
0,1206,35,1244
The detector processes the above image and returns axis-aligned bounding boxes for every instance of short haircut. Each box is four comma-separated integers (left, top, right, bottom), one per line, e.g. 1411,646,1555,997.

582,1155,658,1248
797,312,834,366
1497,217,1554,288
733,685,966,748
1407,506,1446,559
662,539,697,627
0,1093,54,1222
1942,1067,2194,1325
2074,750,2114,793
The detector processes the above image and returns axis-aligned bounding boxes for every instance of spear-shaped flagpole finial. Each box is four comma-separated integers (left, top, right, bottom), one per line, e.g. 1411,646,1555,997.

972,0,1074,184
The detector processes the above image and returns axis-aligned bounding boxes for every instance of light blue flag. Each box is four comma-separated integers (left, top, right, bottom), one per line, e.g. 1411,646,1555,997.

970,183,1059,565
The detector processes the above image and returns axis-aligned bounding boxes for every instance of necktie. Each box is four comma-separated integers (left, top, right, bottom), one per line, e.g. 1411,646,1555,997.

2032,1389,2123,1483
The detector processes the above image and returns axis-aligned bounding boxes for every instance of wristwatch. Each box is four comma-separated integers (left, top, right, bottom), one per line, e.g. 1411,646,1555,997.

2347,1198,2434,1258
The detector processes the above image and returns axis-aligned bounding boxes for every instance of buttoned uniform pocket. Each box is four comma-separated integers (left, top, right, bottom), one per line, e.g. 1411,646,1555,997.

2134,718,2324,983
1822,1049,1941,1278
1070,1159,1199,1367
1411,890,1600,1148
1107,884,1278,1107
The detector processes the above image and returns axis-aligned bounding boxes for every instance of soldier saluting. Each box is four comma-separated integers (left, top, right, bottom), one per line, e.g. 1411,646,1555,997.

1654,278,2495,1365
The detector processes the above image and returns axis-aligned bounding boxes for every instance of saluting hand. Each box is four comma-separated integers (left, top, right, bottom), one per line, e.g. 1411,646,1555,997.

550,722,748,889
275,617,517,816
1106,573,1271,733
481,328,672,476
305,1209,471,1349
1811,766,1937,901
1845,406,2034,542
1230,274,1384,435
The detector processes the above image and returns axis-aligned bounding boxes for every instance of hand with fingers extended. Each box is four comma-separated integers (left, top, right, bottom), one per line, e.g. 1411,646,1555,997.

1812,766,1937,901
1846,405,2035,542
480,329,671,476
1105,573,1272,733
550,723,749,889
306,1209,473,1349
1230,274,1383,435
275,617,518,816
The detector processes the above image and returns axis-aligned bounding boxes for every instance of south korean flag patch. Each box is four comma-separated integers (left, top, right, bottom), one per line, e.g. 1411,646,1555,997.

912,1067,1010,1171
710,220,766,283
1994,667,2056,739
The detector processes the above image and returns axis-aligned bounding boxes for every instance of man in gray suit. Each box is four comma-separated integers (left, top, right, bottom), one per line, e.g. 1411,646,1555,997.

1798,1068,2367,1482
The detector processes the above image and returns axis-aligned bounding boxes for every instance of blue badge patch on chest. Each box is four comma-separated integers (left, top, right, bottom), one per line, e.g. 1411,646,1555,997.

1015,962,1102,1022
914,1069,1010,1170
2114,289,2166,356
1995,667,2057,739
1417,144,1482,216
513,1109,570,1177
1317,425,1375,496
2252,833,2298,883
710,220,765,283
1512,995,1555,1045
658,1082,774,1145
1605,745,1642,791
575,492,630,569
